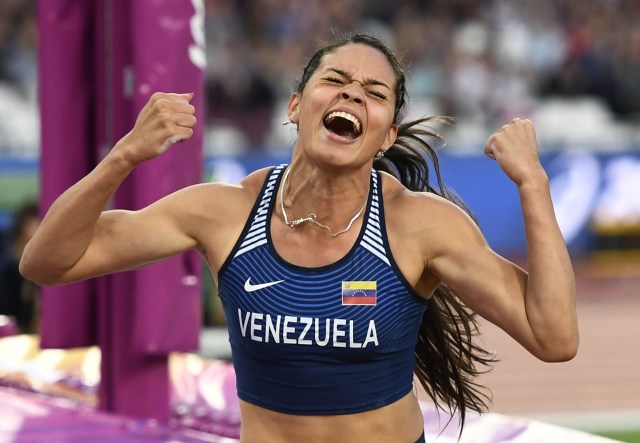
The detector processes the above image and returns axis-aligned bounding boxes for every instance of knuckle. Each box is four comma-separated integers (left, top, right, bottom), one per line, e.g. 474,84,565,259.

150,92,165,102
155,99,170,112
159,113,174,127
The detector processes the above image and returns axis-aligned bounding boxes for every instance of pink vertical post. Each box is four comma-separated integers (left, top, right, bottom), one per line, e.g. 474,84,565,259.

97,0,204,422
37,0,204,422
37,0,97,349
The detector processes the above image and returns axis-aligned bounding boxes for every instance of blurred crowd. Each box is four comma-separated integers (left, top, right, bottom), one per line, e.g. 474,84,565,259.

203,0,640,153
1,0,640,156
0,0,37,155
0,200,39,334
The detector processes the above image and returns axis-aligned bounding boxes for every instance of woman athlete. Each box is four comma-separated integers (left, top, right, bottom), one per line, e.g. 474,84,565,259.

20,34,578,443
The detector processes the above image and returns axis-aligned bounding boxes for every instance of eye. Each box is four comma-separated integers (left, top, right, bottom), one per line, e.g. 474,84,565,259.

369,90,387,100
325,77,344,84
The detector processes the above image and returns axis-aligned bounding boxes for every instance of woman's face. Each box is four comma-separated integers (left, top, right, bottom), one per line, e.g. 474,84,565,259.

288,43,398,168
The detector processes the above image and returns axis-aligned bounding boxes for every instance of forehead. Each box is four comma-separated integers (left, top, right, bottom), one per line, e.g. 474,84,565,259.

316,43,397,86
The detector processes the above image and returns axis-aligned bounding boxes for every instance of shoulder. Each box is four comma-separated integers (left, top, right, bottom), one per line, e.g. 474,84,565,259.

150,167,274,233
170,167,272,206
239,166,274,192
379,171,472,225
164,167,277,264
379,172,483,257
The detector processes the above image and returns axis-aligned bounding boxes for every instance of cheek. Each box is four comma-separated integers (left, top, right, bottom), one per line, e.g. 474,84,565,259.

298,97,328,132
368,109,395,136
305,94,328,115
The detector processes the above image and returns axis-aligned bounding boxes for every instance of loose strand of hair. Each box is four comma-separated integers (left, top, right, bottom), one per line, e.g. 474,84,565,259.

374,117,498,436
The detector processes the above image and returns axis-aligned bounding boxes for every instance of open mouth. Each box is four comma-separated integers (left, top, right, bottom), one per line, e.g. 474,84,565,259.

323,111,362,139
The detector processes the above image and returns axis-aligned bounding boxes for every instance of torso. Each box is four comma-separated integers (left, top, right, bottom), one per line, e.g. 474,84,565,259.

195,167,442,442
239,392,424,443
201,168,439,294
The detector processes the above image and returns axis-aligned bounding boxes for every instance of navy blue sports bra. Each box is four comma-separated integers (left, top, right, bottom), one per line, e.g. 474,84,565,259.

218,165,428,415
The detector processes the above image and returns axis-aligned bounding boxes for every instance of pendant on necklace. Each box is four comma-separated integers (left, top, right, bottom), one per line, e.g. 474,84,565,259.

279,167,369,238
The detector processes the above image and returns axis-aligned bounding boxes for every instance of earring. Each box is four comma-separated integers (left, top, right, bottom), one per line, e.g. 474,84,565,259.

282,120,294,126
374,150,385,160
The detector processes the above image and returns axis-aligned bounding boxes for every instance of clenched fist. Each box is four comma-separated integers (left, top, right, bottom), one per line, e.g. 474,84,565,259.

484,118,547,187
115,92,197,166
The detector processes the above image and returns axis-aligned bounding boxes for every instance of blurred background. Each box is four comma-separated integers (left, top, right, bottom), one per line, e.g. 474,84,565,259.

0,0,639,441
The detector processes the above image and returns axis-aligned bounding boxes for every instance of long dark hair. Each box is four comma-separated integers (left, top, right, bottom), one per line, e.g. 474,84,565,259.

296,33,497,430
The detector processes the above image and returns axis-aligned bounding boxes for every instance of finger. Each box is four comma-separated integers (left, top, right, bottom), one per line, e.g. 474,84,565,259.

513,118,526,135
165,92,195,103
483,134,498,159
501,122,512,132
484,146,496,160
174,114,197,128
523,119,537,143
151,92,194,102
155,98,195,115
168,101,196,116
181,92,194,102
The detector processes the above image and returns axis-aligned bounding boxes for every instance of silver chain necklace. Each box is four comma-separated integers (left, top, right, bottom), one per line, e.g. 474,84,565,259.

279,166,369,238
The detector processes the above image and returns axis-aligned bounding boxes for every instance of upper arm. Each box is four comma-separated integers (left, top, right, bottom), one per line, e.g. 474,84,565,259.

58,184,217,283
421,200,536,351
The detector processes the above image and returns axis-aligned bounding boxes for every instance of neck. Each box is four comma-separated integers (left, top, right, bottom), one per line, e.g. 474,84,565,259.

280,164,370,237
286,156,372,200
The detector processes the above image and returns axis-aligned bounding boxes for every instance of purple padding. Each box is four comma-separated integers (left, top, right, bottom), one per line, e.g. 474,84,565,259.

0,342,617,443
0,388,236,442
170,357,615,442
0,316,18,338
420,404,617,442
0,387,617,443
170,357,240,439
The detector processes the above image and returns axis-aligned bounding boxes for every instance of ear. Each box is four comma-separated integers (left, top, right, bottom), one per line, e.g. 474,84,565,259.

382,124,398,150
287,92,301,124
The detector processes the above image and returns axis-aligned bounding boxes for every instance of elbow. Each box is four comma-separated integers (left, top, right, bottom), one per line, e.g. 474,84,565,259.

19,255,44,286
537,334,579,363
540,347,578,363
19,253,35,280
19,253,59,287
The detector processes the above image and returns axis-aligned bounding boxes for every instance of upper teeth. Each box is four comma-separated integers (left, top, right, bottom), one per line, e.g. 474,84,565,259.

326,111,361,133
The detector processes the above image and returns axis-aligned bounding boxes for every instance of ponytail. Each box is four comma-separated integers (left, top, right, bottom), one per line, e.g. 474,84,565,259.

374,117,497,430
295,32,496,432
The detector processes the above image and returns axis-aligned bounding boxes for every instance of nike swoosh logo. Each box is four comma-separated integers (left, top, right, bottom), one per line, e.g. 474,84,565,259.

244,277,285,292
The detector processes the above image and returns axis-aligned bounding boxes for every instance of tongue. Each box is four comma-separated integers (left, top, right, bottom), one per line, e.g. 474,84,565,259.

325,116,357,139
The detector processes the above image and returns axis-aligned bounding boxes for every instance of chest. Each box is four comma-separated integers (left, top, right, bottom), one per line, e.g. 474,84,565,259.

269,215,425,290
219,243,426,354
269,218,363,267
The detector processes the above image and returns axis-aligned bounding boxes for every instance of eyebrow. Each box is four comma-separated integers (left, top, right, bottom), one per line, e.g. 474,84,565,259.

325,67,392,91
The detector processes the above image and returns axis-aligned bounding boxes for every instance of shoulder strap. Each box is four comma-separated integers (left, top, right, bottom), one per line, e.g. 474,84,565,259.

234,164,287,258
359,170,391,266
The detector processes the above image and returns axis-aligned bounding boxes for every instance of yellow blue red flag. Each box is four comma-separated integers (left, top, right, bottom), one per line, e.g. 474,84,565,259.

342,281,377,306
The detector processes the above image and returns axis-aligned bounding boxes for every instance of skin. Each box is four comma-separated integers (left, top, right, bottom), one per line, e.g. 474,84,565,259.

20,44,578,443
13,217,40,260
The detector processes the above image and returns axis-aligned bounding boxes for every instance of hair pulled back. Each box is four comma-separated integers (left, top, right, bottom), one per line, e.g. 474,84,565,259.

296,33,497,430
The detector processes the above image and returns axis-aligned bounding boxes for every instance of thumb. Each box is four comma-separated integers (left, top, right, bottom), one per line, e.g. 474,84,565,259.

158,134,185,154
180,92,195,102
484,135,497,159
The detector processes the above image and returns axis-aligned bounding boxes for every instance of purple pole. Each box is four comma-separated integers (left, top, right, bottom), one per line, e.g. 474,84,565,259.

37,0,97,348
97,0,204,422
37,0,204,422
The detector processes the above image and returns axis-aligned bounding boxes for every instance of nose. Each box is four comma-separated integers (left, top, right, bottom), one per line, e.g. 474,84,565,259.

340,83,363,105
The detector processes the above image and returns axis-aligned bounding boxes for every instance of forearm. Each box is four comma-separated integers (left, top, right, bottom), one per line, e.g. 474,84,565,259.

519,173,578,360
20,148,135,284
20,93,196,284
